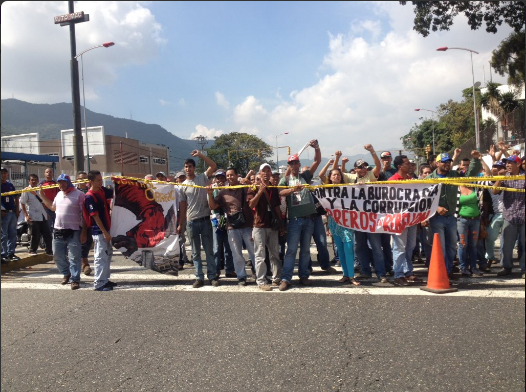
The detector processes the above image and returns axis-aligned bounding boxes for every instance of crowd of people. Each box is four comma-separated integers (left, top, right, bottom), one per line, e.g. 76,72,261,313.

1,139,524,292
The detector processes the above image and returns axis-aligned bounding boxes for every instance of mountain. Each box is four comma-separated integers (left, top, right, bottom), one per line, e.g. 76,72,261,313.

1,99,196,171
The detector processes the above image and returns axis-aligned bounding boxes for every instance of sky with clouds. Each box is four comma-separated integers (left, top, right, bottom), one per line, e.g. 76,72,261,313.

1,1,514,160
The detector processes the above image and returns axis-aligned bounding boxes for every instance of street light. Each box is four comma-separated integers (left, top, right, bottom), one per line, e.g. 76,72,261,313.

74,41,115,171
437,46,480,150
275,132,289,172
414,108,436,155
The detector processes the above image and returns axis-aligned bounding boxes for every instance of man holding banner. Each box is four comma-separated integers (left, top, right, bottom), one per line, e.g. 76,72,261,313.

389,155,423,286
427,150,482,278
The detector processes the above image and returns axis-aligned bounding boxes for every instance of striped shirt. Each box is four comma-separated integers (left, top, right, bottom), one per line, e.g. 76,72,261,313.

501,174,525,225
52,188,85,230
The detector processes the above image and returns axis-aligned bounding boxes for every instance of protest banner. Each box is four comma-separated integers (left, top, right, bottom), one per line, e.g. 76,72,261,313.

110,178,180,274
313,183,442,235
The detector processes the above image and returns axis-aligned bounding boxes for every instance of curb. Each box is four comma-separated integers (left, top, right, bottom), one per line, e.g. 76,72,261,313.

1,254,54,274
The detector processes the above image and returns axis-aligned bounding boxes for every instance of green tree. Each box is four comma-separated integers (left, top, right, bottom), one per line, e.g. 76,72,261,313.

206,132,274,175
400,1,525,37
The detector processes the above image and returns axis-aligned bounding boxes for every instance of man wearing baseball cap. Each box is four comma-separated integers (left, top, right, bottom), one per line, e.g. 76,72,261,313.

493,155,525,277
426,150,482,278
277,139,322,290
377,151,397,180
1,167,20,264
40,174,86,290
156,172,167,182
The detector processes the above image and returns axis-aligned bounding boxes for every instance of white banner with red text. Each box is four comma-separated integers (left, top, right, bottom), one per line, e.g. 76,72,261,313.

313,183,442,235
109,178,180,274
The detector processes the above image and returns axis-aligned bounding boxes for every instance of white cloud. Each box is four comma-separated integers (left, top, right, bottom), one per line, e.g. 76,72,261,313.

1,1,165,104
159,99,171,106
225,2,513,157
178,98,187,106
215,91,230,109
189,124,224,140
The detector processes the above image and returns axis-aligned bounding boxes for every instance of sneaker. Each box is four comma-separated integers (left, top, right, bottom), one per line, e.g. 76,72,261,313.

8,254,20,261
71,281,80,290
496,268,512,277
405,275,423,283
279,280,291,291
210,279,220,287
471,268,484,277
379,276,389,283
299,277,313,286
393,277,409,286
61,275,71,285
225,271,237,278
192,279,204,288
82,265,92,276
45,252,53,256
452,265,460,273
104,280,118,288
330,257,338,265
479,264,491,273
272,278,282,286
94,286,113,291
460,268,472,276
28,251,38,256
321,266,338,274
1,257,9,264
238,279,247,287
258,284,272,291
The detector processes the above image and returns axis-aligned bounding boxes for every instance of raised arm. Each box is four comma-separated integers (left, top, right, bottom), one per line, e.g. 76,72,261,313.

332,151,342,170
364,144,381,178
318,159,335,184
308,139,322,174
191,150,217,178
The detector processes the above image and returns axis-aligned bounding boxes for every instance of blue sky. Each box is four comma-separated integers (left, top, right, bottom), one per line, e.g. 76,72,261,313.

1,1,514,159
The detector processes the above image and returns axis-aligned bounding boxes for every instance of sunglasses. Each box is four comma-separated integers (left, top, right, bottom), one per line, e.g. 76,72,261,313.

356,165,368,169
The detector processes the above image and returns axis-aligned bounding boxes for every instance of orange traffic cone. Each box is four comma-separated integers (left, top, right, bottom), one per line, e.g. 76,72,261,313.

421,233,458,294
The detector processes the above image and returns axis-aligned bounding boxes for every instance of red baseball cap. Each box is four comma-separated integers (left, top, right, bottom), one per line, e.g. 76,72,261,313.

287,154,300,163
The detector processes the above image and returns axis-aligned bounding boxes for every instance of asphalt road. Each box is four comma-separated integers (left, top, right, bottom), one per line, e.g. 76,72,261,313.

1,250,525,391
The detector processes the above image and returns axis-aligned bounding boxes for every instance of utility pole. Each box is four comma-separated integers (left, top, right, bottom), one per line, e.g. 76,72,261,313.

55,1,90,174
194,135,208,173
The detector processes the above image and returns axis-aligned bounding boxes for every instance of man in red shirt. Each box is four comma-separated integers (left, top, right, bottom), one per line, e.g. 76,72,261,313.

388,155,423,286
40,168,59,231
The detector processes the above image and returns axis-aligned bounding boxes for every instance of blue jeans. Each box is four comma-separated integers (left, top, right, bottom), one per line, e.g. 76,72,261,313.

310,215,331,269
227,227,254,280
52,230,82,282
1,211,17,256
381,233,393,272
333,236,355,278
93,234,112,289
429,214,457,274
418,224,433,267
457,217,480,271
355,231,386,278
213,227,234,274
392,225,418,279
485,213,504,261
282,217,314,283
501,220,525,272
45,207,55,231
187,219,216,281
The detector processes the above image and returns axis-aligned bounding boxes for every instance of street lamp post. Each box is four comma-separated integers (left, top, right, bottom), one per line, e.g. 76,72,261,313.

275,132,289,172
437,46,480,150
74,42,115,171
414,108,436,155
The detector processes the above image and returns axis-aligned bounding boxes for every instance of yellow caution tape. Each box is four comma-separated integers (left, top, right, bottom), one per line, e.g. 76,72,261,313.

2,174,524,196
